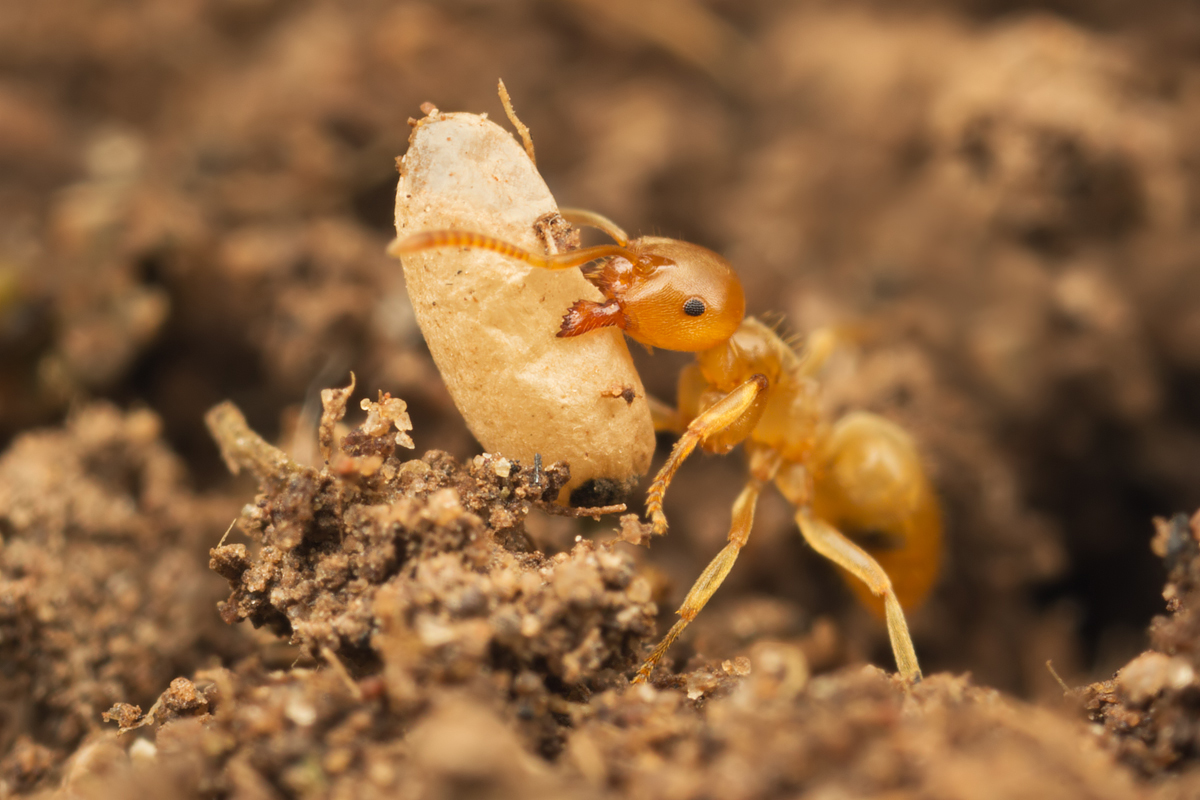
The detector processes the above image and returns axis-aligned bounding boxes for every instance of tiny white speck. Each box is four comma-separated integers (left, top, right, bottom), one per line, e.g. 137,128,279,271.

285,698,318,727
129,739,157,763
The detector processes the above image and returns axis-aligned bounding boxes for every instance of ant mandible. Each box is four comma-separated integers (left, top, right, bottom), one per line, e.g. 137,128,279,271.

389,209,942,684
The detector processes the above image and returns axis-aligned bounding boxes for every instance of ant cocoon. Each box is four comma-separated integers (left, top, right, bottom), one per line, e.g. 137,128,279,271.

392,110,654,507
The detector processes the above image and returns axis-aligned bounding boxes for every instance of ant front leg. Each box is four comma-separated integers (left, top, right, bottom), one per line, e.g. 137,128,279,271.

645,374,769,535
794,510,922,681
633,447,781,684
557,208,630,246
646,394,685,435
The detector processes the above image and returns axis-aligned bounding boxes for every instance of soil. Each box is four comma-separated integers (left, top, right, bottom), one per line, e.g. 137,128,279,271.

4,1,1200,797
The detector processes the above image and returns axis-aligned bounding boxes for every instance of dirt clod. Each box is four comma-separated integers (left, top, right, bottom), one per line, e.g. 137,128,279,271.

1082,510,1200,776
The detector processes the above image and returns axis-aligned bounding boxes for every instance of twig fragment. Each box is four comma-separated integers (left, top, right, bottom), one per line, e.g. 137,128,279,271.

498,79,536,165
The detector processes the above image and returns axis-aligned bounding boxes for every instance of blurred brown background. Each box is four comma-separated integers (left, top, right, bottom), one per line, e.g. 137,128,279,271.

4,0,1200,698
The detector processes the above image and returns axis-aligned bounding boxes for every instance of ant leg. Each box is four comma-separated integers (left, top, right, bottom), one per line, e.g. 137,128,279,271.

557,208,630,246
645,375,769,535
647,394,684,434
794,510,922,682
633,454,778,684
388,230,633,271
811,412,943,612
795,327,839,379
795,323,888,380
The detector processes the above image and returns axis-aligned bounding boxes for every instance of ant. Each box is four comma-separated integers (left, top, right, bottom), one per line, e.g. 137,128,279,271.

389,209,942,684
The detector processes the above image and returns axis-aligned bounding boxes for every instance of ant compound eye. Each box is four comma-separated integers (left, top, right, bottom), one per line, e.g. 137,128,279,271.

683,297,706,317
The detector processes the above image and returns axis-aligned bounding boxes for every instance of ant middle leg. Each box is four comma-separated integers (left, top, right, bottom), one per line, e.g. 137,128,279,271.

633,447,781,684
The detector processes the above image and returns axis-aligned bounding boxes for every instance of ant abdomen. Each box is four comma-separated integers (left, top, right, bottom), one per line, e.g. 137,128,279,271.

810,412,943,613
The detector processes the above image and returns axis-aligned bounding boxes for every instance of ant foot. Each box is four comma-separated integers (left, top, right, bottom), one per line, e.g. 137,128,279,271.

630,664,652,685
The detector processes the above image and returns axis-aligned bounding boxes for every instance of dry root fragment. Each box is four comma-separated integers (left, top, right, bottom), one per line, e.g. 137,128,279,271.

498,78,536,165
318,373,357,463
205,401,303,482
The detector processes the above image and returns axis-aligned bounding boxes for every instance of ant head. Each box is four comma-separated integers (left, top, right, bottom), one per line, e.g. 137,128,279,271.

620,237,746,352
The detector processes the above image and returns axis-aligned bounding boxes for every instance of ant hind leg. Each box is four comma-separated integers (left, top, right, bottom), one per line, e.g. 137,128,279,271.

794,509,922,682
